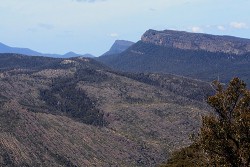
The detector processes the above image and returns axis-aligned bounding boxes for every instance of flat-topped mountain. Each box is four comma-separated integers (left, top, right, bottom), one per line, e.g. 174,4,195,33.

142,29,250,55
98,30,250,86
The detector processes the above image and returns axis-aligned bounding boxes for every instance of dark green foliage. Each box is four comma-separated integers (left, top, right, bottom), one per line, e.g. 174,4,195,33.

162,78,250,167
200,78,250,166
160,143,207,167
40,76,106,126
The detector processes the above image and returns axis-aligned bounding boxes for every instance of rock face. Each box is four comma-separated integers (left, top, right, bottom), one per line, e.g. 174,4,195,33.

141,29,250,55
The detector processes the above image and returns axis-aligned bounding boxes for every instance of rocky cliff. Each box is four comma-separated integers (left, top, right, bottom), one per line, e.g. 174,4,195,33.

141,29,250,55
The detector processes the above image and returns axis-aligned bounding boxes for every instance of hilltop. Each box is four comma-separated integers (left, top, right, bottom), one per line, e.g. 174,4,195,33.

0,53,213,166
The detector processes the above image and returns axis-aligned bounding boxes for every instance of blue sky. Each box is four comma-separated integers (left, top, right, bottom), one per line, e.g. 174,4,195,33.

0,0,250,56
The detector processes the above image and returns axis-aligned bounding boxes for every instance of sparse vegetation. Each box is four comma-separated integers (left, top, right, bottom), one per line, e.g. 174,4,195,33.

0,53,212,166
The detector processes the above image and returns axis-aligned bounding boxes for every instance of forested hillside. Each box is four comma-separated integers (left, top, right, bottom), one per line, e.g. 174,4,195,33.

98,41,250,86
0,53,213,166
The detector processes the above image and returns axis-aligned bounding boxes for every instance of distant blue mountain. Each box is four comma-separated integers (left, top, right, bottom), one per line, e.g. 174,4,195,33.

0,42,44,56
0,42,94,58
62,52,94,58
101,40,134,56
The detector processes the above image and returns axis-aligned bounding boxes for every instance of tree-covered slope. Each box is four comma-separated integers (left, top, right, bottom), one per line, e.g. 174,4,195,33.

98,41,250,86
0,53,214,166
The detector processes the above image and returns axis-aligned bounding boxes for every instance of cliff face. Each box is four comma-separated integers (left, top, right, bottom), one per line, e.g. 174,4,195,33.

141,29,250,55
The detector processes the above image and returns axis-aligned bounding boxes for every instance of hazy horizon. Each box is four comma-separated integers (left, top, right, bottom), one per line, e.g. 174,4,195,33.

1,0,250,56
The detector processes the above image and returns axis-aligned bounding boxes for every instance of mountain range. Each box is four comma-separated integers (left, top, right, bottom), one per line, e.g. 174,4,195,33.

0,39,135,58
98,29,250,86
0,53,213,166
0,29,249,166
0,42,94,58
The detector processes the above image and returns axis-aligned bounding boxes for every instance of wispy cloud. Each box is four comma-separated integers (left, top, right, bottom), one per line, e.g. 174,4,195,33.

230,22,248,29
109,33,119,37
217,25,226,31
190,26,203,33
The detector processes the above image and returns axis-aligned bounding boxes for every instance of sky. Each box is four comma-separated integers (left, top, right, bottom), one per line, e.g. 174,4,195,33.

0,0,250,56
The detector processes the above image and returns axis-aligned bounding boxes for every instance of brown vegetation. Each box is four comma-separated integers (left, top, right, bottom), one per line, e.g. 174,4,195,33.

0,54,214,166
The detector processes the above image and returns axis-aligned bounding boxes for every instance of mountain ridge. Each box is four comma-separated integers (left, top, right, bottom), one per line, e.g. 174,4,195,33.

98,29,250,86
0,42,94,58
101,40,134,56
0,53,213,166
98,40,250,86
141,29,250,55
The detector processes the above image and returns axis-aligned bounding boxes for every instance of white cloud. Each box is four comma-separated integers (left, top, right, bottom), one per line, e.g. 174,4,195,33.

217,25,225,31
230,22,248,29
109,33,119,37
191,26,203,33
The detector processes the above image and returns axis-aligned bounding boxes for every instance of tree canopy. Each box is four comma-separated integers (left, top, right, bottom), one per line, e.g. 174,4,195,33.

201,78,250,166
162,78,250,167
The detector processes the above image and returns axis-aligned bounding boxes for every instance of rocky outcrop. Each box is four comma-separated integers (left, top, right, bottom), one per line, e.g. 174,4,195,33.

141,29,250,55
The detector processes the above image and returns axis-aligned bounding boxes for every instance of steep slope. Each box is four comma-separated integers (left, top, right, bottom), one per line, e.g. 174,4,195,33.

0,53,213,166
98,31,250,86
0,42,44,56
101,40,134,56
142,29,250,55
